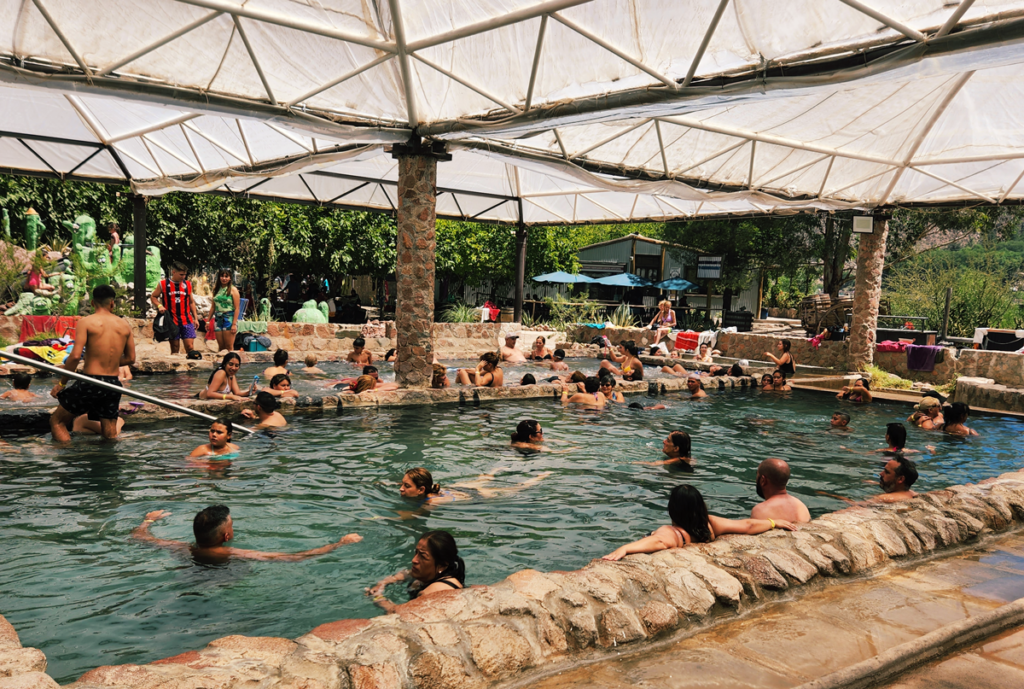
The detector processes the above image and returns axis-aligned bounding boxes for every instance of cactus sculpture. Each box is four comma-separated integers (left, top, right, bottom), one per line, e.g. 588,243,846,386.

258,297,272,322
23,208,44,251
5,292,35,316
31,295,52,316
293,300,328,323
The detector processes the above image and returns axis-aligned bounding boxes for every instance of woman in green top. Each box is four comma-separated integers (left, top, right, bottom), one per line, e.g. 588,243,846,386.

208,269,241,352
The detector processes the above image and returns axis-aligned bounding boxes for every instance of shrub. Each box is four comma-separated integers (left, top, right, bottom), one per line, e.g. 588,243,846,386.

607,303,636,328
864,364,913,390
441,303,480,323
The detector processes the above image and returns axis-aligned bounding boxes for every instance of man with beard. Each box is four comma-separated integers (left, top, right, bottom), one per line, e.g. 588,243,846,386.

869,455,919,503
750,458,810,523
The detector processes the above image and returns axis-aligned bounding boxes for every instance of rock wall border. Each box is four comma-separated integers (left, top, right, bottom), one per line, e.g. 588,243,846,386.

2,469,1019,689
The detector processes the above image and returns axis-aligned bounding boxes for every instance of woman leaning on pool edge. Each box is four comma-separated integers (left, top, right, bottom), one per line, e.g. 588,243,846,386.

603,484,796,561
367,530,465,612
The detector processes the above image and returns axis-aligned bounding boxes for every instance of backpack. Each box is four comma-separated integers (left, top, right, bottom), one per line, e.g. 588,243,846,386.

153,311,176,342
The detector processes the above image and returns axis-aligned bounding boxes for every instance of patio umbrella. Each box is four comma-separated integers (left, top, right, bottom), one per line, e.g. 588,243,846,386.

654,277,698,291
531,271,594,284
592,272,652,287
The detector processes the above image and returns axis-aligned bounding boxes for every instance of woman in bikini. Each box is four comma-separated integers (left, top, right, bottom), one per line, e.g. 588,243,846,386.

199,352,252,401
836,377,871,403
602,484,796,560
598,376,626,403
398,466,550,507
527,336,553,360
367,531,465,611
648,300,676,346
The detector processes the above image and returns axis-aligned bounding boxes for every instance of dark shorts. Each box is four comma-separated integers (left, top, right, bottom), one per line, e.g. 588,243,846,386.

169,323,197,341
57,375,123,421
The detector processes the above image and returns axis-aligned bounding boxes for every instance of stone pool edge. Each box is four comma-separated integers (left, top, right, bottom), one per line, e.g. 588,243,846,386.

0,375,758,433
0,470,1018,689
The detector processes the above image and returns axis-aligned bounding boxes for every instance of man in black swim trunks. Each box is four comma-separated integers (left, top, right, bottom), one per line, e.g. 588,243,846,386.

49,285,136,441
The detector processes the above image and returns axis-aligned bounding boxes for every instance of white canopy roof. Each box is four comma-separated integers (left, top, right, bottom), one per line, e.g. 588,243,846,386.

3,0,1024,223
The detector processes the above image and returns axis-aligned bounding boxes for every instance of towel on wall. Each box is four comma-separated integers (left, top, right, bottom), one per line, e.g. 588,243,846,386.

906,344,943,372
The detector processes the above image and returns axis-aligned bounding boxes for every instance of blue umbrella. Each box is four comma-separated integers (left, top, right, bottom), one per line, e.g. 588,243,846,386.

531,271,594,284
592,272,652,287
654,277,697,291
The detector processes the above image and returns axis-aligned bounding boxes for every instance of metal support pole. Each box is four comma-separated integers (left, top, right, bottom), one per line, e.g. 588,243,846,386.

513,222,528,323
941,286,953,342
132,195,148,314
0,349,256,434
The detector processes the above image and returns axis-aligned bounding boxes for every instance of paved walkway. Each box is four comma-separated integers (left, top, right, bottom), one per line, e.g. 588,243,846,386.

519,532,1024,689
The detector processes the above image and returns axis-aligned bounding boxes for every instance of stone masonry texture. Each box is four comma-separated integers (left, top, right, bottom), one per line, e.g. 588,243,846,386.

8,469,1020,689
394,152,438,388
848,218,889,372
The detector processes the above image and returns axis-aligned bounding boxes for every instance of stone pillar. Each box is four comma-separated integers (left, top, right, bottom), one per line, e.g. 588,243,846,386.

392,140,450,387
132,195,148,314
847,217,889,371
513,223,528,323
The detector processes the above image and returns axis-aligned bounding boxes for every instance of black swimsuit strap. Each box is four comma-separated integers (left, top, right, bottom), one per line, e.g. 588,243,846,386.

432,577,462,589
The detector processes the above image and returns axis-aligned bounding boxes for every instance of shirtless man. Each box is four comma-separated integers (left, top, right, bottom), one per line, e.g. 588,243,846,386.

346,337,374,365
456,352,504,387
822,455,919,506
131,505,361,564
49,285,135,441
548,349,569,371
686,375,707,399
499,334,526,364
241,391,287,428
750,458,811,523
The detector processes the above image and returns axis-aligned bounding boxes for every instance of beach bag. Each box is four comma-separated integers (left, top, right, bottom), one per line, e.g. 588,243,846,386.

153,311,175,342
234,332,255,350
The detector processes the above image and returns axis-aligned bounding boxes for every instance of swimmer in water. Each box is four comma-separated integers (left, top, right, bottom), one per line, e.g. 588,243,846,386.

602,485,796,560
561,376,606,408
367,530,465,612
510,419,545,450
262,373,299,398
189,418,240,457
263,349,289,380
908,396,944,430
1,373,37,402
301,354,325,375
241,391,287,428
598,376,626,403
628,402,667,410
384,348,397,362
636,431,694,468
346,337,374,365
830,411,851,429
750,458,811,524
686,375,707,399
400,466,550,506
760,373,774,391
821,455,920,505
941,402,979,437
132,504,361,564
527,336,553,361
548,349,569,371
771,370,793,392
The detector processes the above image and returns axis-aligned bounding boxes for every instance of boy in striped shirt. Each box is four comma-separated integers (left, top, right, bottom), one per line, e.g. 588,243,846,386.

151,261,199,356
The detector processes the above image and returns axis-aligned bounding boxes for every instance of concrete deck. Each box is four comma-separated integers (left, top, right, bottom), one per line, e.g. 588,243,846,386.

515,531,1024,689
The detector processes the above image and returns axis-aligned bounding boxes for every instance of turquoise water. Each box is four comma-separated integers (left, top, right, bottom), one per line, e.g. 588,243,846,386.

1,388,1021,682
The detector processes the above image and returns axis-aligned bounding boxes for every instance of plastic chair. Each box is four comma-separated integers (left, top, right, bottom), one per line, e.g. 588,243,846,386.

237,298,249,321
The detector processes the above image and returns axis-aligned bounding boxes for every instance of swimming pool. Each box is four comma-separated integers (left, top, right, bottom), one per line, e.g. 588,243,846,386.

1,389,1020,682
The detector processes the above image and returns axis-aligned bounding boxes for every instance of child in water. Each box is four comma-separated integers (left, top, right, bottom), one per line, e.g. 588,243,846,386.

301,354,325,375
1,373,37,402
190,418,240,457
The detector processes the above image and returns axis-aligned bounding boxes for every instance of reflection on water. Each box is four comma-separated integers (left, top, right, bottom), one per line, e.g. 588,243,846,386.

1,389,1022,681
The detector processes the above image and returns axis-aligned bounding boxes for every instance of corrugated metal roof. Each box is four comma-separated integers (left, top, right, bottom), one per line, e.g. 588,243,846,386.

577,234,706,255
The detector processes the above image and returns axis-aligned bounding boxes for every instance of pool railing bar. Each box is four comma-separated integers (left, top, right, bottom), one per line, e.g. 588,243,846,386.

0,349,257,435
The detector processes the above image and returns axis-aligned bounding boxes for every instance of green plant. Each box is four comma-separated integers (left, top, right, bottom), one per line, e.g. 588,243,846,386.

932,375,959,396
545,294,604,331
607,303,636,328
864,364,913,390
521,310,540,328
0,335,11,349
441,303,480,323
676,309,712,331
0,241,25,304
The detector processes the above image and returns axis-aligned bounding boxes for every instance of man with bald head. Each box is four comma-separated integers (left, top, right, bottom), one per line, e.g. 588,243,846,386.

751,458,811,524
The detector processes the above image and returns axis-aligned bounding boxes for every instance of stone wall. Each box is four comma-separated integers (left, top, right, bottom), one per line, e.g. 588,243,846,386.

0,613,58,689
15,469,1021,689
716,332,849,370
959,349,1024,388
954,376,1024,413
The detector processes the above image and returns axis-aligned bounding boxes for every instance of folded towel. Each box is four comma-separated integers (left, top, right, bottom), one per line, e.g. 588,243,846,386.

906,344,942,372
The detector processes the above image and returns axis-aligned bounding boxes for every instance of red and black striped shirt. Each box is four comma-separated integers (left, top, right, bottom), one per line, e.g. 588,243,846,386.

160,279,195,326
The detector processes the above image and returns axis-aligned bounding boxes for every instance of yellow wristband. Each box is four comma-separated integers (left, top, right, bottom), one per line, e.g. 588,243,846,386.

143,519,154,524
768,519,776,530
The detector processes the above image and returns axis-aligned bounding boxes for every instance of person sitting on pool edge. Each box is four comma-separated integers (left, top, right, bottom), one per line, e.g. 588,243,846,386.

399,466,551,505
261,373,299,398
548,349,569,371
263,349,289,380
636,430,694,468
1,372,37,402
301,354,325,375
598,376,626,403
190,417,239,457
600,342,644,381
241,391,287,428
368,530,465,612
908,396,944,430
561,375,606,408
200,352,253,401
456,352,504,387
750,458,810,524
602,484,797,560
830,411,851,429
132,504,361,564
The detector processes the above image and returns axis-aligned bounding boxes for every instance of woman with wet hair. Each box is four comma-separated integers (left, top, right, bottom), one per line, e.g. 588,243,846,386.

456,352,504,387
368,530,466,611
398,466,549,507
942,402,979,437
511,419,544,448
602,485,796,560
837,377,871,403
200,352,252,401
760,373,774,390
636,431,694,468
262,373,299,398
